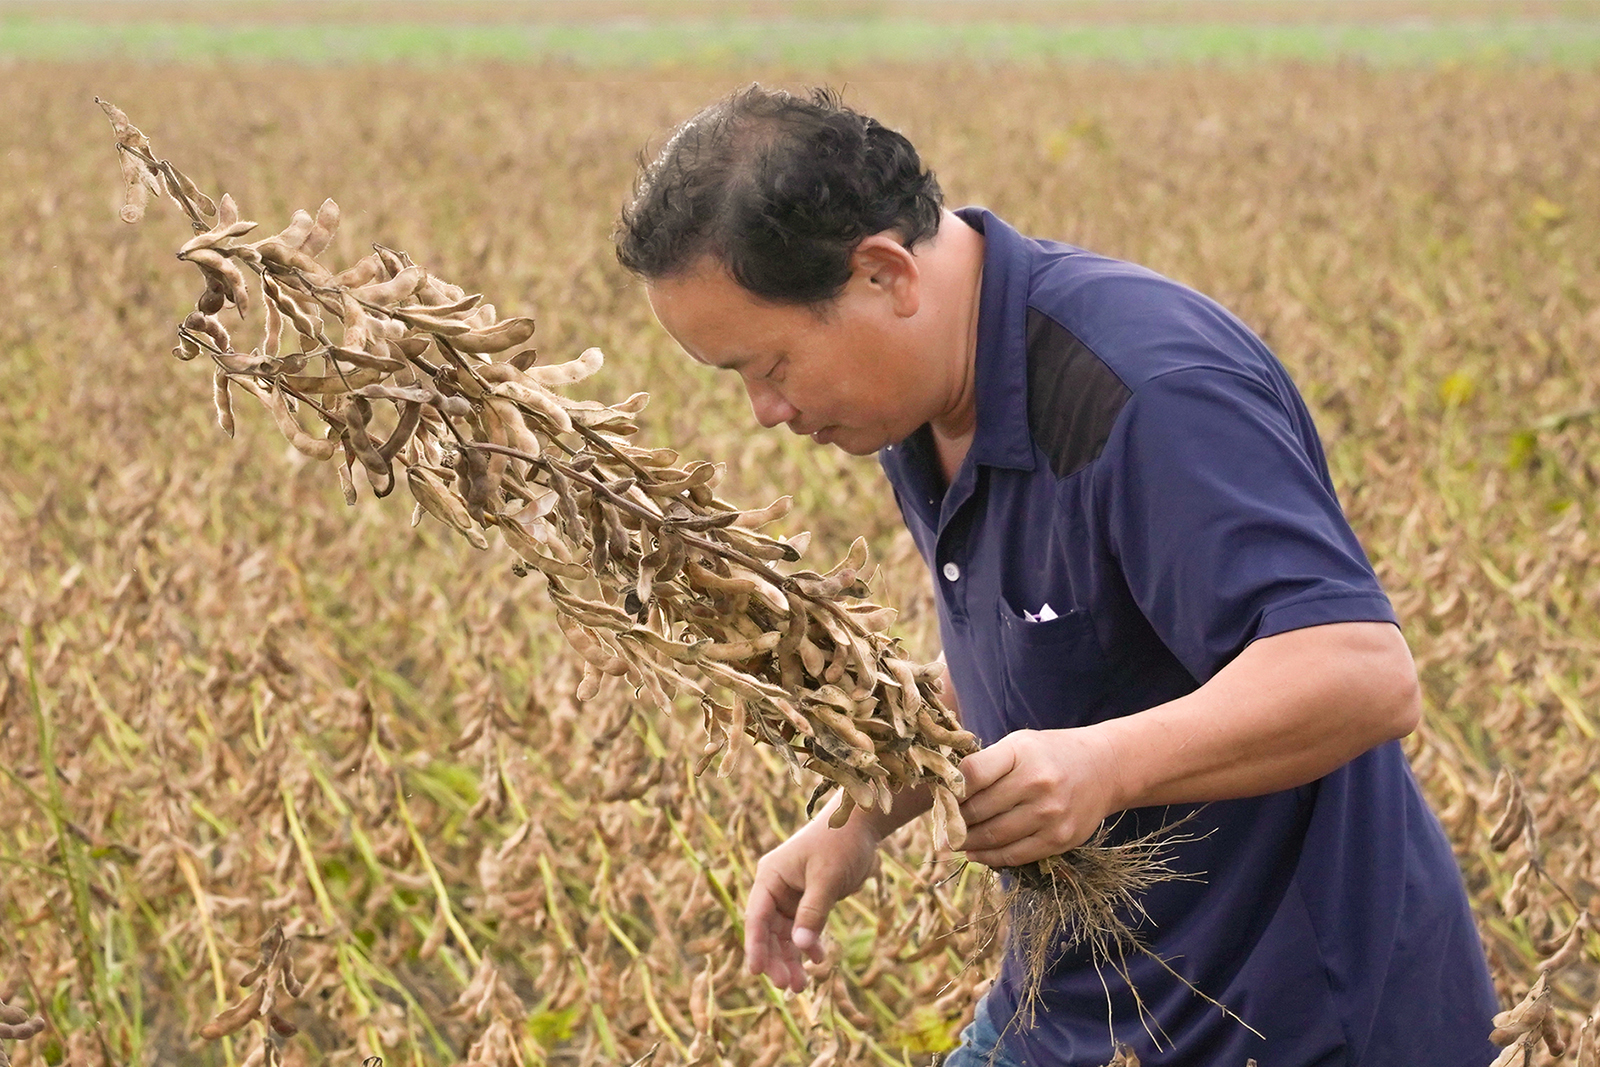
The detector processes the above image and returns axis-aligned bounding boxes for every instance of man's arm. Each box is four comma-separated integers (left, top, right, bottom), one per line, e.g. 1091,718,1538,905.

744,655,964,990
957,620,1421,869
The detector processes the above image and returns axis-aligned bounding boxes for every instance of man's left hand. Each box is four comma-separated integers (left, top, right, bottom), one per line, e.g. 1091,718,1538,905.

956,727,1121,869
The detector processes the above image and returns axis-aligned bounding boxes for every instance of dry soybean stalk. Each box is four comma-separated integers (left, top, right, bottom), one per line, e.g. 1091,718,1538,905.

100,98,1186,1023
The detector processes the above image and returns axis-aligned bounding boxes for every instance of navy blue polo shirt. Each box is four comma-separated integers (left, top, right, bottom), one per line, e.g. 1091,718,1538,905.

879,209,1498,1067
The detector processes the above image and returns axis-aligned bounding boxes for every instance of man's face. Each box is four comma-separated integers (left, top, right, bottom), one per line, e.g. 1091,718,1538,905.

646,256,932,456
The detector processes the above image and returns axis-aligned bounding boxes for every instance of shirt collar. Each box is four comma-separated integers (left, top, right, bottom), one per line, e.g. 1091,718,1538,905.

956,206,1037,473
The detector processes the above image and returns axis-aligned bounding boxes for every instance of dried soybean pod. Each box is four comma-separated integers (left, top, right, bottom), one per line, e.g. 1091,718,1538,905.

557,614,625,674
351,383,431,403
1489,785,1527,852
637,530,675,576
1485,768,1514,814
267,208,315,251
735,495,793,529
886,657,926,714
497,514,589,580
576,661,603,702
198,984,266,1040
395,308,473,337
253,238,330,280
548,468,584,536
1492,977,1550,1044
98,97,160,222
0,1005,26,1026
455,443,497,521
179,218,260,255
353,264,427,306
262,273,323,348
721,524,801,562
657,529,687,583
379,401,423,462
1541,1012,1567,1058
1538,913,1592,975
342,398,393,495
493,379,574,435
718,695,748,777
1500,861,1538,917
408,292,483,317
241,379,338,461
644,461,720,497
484,397,541,460
603,498,631,567
374,244,407,276
182,311,232,353
621,445,680,467
806,758,876,812
197,276,227,315
699,631,782,663
334,252,385,289
796,537,869,598
181,248,251,314
844,603,897,632
303,198,340,255
214,191,239,228
827,791,857,829
528,346,602,386
586,497,613,575
212,368,235,437
406,465,480,540
797,636,828,680
777,590,810,656
931,783,966,850
908,744,966,796
173,329,202,361
281,369,383,395
165,162,217,218
262,293,283,359
915,707,980,756
807,702,876,762
335,435,359,505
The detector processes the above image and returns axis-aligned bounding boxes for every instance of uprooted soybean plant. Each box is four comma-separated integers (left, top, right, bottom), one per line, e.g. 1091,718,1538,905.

100,95,982,843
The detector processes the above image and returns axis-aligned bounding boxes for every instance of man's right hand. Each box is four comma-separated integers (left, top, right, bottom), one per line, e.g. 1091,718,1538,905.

744,800,884,993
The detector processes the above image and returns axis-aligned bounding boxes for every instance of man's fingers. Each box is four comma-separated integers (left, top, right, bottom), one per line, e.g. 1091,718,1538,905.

962,804,1039,854
965,830,1056,870
959,782,1021,828
744,878,801,978
789,882,837,966
958,734,1020,796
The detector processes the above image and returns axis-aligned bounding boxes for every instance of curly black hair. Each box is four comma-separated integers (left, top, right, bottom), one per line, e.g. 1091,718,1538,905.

614,85,944,306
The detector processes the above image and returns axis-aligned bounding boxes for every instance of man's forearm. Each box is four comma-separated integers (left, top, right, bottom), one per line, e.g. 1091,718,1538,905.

1093,620,1422,813
843,781,934,843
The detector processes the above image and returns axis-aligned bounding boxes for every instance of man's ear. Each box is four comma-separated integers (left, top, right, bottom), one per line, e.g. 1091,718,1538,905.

850,233,920,318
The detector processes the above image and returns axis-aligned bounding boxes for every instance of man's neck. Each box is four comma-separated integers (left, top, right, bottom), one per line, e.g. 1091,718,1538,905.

924,210,986,485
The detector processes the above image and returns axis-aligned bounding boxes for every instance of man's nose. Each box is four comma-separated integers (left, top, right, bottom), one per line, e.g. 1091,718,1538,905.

745,378,799,429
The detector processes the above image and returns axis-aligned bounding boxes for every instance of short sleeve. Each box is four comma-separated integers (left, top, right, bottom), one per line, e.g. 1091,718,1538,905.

1096,366,1396,683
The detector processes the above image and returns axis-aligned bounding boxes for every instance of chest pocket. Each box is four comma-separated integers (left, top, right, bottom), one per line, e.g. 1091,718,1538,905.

996,598,1110,731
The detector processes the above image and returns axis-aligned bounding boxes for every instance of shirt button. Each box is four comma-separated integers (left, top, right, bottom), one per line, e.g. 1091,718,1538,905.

942,562,961,582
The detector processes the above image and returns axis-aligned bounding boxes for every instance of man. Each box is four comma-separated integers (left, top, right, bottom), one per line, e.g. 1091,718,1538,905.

615,86,1499,1066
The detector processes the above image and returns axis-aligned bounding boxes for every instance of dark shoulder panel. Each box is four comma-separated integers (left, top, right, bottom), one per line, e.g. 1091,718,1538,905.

1026,306,1132,479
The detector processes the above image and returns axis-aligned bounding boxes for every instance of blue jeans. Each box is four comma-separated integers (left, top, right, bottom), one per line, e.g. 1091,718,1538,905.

941,994,1026,1067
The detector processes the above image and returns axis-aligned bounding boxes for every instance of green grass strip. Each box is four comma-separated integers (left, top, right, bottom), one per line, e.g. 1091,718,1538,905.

3,16,1600,65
